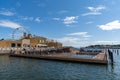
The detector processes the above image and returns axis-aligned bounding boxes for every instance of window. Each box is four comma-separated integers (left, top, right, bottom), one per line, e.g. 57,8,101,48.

28,45,30,47
39,40,45,43
42,40,44,43
17,44,21,47
39,40,42,43
11,43,16,47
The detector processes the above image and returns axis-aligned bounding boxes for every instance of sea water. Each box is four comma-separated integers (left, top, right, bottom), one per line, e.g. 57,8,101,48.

0,49,120,80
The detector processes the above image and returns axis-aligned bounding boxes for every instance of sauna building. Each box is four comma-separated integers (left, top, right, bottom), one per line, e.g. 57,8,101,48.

0,33,62,48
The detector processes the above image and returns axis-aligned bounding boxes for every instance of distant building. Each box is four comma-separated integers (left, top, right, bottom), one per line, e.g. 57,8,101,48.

0,33,62,48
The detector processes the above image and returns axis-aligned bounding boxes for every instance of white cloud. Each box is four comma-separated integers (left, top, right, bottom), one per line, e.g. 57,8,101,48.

19,16,42,23
0,20,24,29
88,5,106,12
35,17,41,22
63,16,79,26
0,10,15,16
99,20,120,30
52,18,60,21
55,32,92,47
67,32,91,38
82,12,101,16
82,5,106,16
94,40,119,45
19,16,34,21
56,37,89,47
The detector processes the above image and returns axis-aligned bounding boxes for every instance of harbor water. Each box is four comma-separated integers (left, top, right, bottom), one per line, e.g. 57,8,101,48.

0,50,120,80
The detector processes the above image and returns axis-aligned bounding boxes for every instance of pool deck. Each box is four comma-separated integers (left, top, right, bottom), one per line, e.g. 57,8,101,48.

9,52,108,65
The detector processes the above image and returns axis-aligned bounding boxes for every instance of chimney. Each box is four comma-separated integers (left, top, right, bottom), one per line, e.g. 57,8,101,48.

28,34,32,38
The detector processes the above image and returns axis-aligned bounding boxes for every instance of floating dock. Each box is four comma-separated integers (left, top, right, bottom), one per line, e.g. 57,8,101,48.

9,52,108,65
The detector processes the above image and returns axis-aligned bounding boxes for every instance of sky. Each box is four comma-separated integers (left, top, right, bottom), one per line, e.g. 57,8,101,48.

0,0,120,47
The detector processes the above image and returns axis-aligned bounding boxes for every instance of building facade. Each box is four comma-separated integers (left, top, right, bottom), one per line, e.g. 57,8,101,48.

0,33,62,48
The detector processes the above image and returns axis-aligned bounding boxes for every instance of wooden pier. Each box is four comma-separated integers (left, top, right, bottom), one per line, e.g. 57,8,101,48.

9,52,108,65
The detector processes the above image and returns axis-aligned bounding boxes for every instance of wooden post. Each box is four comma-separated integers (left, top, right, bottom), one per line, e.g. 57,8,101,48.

117,49,119,55
108,49,113,64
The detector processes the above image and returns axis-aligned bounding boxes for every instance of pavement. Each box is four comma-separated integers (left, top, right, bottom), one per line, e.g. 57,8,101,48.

92,52,107,60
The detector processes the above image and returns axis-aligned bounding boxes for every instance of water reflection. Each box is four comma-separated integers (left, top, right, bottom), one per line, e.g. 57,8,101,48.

0,55,10,65
0,49,120,80
107,49,120,80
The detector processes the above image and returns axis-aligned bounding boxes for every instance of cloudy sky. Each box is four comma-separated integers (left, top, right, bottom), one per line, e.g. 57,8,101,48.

0,0,120,47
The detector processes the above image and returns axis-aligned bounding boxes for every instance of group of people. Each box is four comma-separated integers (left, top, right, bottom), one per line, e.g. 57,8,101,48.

10,47,71,55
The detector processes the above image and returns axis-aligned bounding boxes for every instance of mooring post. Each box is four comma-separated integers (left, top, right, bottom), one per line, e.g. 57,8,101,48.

117,49,119,55
108,49,114,64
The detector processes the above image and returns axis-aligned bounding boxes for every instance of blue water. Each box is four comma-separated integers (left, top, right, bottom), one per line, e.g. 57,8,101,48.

0,50,120,80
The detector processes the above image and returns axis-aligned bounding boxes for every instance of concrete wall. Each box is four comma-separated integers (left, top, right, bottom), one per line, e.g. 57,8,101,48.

0,40,21,48
22,39,30,47
30,37,47,47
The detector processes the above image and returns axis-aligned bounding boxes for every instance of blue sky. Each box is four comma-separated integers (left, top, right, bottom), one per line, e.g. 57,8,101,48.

0,0,120,47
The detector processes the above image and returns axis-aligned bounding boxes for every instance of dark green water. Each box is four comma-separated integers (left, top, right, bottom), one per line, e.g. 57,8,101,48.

0,51,120,80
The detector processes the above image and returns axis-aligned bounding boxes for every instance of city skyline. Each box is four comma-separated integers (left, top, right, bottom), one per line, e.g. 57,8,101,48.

0,0,120,47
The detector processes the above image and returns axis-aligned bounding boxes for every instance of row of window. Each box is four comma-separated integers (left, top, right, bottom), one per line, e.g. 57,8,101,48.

39,40,45,43
11,43,21,47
